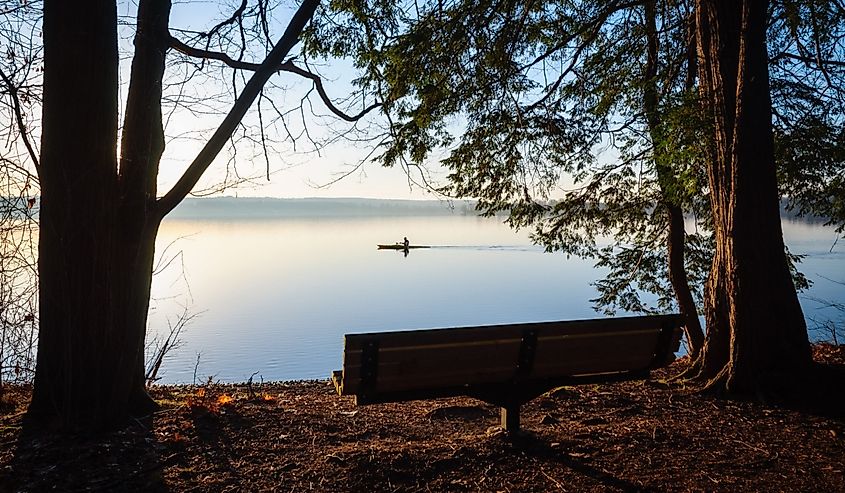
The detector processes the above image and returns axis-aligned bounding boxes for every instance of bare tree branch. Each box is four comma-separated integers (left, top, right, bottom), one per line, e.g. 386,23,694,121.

0,67,39,170
168,35,382,122
772,51,845,68
157,0,320,218
204,0,248,41
169,34,261,70
279,61,382,122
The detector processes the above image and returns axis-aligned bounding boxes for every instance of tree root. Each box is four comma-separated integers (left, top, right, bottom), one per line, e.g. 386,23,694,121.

130,388,161,418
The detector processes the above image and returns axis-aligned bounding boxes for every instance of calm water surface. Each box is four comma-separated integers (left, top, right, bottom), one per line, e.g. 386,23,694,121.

147,203,844,384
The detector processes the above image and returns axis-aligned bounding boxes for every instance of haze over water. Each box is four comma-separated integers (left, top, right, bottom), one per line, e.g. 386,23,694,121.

147,198,845,384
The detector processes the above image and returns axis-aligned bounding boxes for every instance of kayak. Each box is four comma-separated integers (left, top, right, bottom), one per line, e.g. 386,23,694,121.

377,244,431,250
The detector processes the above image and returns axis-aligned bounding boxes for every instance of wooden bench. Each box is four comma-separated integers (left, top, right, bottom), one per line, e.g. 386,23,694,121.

331,314,683,432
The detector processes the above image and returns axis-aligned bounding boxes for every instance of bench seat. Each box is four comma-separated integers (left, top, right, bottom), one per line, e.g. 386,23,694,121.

332,314,683,432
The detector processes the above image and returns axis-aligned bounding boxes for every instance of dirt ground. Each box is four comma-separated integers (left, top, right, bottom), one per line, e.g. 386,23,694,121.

1,345,844,492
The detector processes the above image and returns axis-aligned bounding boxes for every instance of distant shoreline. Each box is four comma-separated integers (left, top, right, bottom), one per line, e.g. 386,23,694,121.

164,196,833,224
165,196,483,219
5,195,835,224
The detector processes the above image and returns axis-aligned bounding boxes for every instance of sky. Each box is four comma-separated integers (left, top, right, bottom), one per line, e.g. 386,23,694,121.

143,1,443,200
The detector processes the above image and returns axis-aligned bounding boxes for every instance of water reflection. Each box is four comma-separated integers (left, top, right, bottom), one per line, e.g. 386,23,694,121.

149,214,602,383
148,208,844,384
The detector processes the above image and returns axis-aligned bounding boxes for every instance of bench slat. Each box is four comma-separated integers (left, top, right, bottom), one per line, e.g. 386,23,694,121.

531,328,661,377
342,314,681,352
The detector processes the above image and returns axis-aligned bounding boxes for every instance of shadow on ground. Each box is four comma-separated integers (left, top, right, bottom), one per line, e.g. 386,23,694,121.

0,414,171,492
781,362,845,422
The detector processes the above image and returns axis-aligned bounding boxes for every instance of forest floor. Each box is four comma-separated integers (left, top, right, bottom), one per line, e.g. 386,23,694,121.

1,344,844,492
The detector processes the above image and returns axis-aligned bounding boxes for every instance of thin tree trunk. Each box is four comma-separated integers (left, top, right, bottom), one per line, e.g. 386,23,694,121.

692,0,811,393
115,0,172,413
666,204,705,357
643,1,705,358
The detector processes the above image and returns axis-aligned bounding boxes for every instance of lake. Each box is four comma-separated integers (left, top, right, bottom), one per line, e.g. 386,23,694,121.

147,198,845,384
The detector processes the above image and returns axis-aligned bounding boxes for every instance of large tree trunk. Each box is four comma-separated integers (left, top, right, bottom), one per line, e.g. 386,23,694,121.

643,1,705,359
29,0,169,429
692,0,811,393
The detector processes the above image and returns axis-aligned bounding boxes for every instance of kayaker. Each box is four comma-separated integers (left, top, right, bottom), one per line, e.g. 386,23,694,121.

403,237,410,249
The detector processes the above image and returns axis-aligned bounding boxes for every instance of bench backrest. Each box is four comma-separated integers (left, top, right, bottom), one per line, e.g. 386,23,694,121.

336,314,683,396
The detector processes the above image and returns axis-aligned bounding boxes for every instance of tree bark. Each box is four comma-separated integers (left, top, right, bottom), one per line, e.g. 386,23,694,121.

666,204,705,358
692,0,811,393
30,0,125,428
115,0,172,413
643,1,705,359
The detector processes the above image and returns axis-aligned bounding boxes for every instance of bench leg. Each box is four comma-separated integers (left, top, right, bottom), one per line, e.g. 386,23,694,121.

500,405,520,432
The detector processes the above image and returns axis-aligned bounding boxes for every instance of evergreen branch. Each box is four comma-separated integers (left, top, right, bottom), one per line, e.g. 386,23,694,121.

518,0,646,73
